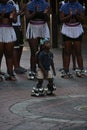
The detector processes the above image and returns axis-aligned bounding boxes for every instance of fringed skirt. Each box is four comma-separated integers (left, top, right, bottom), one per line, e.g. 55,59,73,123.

61,23,84,38
26,20,50,39
0,25,16,43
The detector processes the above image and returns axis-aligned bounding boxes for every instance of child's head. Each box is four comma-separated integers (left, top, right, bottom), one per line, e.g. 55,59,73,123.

40,38,50,50
44,41,50,50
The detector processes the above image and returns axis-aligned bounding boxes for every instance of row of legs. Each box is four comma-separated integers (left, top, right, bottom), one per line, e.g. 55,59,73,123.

0,42,25,80
61,40,85,78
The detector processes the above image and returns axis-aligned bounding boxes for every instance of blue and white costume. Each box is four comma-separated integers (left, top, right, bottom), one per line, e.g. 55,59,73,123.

60,1,84,38
0,3,16,43
26,0,50,39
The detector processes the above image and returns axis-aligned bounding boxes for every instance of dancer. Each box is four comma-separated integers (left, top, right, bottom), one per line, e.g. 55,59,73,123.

60,0,85,78
0,0,17,80
8,0,27,74
25,0,50,79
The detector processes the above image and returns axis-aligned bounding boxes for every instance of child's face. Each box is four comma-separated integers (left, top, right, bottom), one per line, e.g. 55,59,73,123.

44,42,50,50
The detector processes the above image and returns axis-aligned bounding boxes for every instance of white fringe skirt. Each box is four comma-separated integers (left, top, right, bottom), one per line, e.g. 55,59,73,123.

0,25,17,43
26,20,50,39
61,23,84,38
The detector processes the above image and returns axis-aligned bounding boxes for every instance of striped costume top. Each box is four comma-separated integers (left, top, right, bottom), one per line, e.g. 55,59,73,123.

60,1,83,16
26,0,50,12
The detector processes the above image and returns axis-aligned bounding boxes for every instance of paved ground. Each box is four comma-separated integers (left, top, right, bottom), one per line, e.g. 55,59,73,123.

0,39,87,130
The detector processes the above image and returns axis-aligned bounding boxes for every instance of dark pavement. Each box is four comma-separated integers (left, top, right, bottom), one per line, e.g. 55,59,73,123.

0,38,87,130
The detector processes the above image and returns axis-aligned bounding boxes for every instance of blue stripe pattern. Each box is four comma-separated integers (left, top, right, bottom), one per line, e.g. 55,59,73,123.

27,0,50,12
60,1,83,15
0,3,15,13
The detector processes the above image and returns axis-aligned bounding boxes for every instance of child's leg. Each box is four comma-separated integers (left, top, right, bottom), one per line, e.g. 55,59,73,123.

36,79,43,88
31,79,44,96
47,78,54,91
47,78,56,95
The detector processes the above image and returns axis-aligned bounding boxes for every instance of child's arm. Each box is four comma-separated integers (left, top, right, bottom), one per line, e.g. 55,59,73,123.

51,61,56,76
50,52,56,76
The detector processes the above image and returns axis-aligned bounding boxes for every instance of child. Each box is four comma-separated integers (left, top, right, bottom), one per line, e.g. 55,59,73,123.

31,38,56,96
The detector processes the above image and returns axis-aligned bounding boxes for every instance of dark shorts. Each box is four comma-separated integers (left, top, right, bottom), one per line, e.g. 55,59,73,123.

62,34,83,42
13,26,24,48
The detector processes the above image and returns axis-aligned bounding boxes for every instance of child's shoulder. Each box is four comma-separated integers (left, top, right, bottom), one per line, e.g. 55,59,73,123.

39,50,45,55
49,51,53,55
49,50,53,54
36,50,44,60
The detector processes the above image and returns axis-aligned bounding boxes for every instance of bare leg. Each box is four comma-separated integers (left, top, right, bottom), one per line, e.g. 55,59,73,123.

63,41,72,73
74,41,83,70
28,38,39,73
0,43,4,72
4,42,16,80
13,48,19,69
